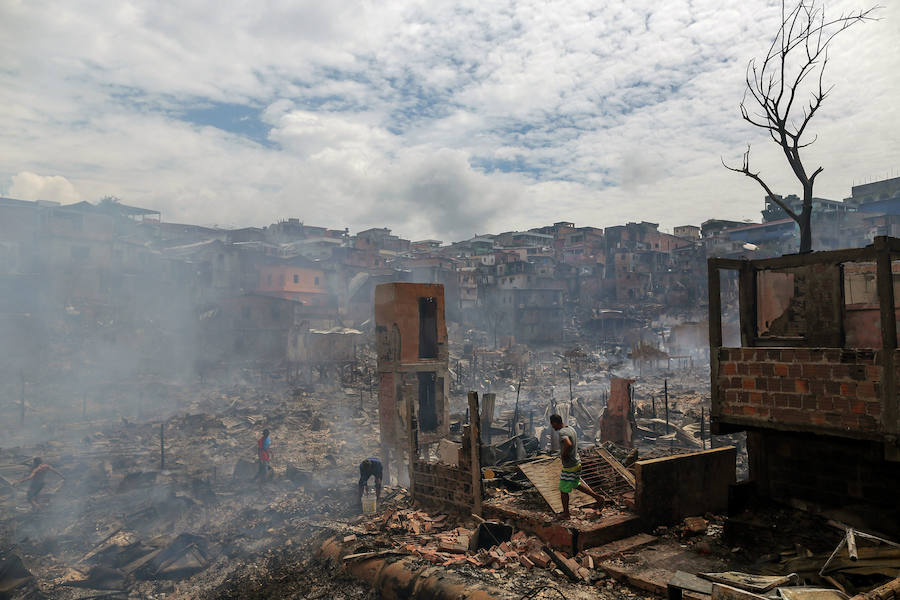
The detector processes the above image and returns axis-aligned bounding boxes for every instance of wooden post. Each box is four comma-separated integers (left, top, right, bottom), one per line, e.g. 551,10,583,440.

651,395,656,419
664,378,669,433
700,407,706,450
406,391,417,496
160,423,165,470
468,391,483,517
875,237,898,439
707,263,723,434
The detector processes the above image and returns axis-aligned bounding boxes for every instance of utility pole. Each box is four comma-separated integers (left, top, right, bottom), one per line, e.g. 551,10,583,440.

160,423,166,470
700,407,706,450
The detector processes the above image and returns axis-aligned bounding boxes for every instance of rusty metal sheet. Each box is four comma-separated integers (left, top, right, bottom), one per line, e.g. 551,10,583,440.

517,457,593,513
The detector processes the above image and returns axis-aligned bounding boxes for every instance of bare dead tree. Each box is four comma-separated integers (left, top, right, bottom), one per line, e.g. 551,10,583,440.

723,0,878,253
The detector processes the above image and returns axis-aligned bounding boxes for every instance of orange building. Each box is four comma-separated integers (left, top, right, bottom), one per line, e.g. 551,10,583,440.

256,263,329,306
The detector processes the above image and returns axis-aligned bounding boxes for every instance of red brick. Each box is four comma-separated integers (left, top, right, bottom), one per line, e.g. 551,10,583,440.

725,391,738,403
818,398,834,411
831,364,850,379
774,363,789,376
722,362,737,375
840,383,857,397
774,394,789,408
737,362,749,375
866,402,881,416
802,396,817,410
788,364,803,378
780,349,795,362
743,378,756,390
788,395,802,408
867,365,880,379
748,362,763,376
749,392,763,404
850,400,866,415
833,397,850,411
795,379,809,393
857,382,877,399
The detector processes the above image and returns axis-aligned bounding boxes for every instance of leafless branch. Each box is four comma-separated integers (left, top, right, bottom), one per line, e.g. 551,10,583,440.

722,146,800,222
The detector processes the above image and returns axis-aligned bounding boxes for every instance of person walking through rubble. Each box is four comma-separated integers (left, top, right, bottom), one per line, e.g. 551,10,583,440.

255,428,272,484
549,414,604,520
14,457,64,510
357,457,383,509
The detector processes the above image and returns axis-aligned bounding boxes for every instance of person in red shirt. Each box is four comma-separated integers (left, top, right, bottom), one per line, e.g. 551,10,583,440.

15,457,64,509
254,429,272,484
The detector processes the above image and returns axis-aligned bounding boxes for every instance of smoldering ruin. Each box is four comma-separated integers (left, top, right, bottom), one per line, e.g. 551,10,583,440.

2,197,900,600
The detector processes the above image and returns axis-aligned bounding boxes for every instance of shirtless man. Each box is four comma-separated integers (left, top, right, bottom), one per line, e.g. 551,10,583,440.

549,414,604,520
15,458,64,509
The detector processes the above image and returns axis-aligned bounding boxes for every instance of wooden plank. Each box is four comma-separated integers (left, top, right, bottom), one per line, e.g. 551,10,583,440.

711,583,769,600
669,570,714,596
597,447,636,488
699,572,798,593
518,457,593,513
586,533,657,561
468,391,483,517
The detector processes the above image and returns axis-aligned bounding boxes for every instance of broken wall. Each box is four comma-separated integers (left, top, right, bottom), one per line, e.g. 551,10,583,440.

635,447,736,526
748,429,900,536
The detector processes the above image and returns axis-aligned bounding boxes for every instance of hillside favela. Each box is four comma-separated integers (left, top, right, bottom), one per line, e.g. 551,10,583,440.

2,2,900,599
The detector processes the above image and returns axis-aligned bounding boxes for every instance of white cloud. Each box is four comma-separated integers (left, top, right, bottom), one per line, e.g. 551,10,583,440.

0,0,897,239
8,172,82,204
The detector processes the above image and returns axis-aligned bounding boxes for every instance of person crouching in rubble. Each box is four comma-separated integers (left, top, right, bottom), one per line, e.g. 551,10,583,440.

254,428,272,484
15,457,64,510
357,457,383,509
549,414,604,520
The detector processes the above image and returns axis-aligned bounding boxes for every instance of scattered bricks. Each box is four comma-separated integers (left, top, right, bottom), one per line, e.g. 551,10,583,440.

581,555,594,569
343,535,357,543
438,543,468,554
511,531,526,543
528,551,552,569
578,567,591,581
795,379,809,393
683,516,708,535
519,554,534,569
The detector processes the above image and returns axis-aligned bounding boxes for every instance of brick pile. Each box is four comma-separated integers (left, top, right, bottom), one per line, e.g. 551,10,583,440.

716,348,883,432
360,509,599,581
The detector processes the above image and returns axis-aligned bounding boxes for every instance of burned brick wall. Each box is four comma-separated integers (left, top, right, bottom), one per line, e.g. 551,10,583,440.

411,430,478,514
748,429,900,536
715,348,883,437
411,461,475,514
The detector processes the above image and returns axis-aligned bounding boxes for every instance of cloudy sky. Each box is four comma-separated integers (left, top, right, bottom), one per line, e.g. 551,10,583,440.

1,0,897,241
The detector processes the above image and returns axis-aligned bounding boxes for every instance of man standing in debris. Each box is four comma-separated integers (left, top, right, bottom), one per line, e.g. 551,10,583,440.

549,414,604,520
14,457,64,510
357,457,383,509
255,428,272,484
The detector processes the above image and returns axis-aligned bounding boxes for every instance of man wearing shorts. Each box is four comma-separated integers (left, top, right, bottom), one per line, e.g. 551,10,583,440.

549,414,605,520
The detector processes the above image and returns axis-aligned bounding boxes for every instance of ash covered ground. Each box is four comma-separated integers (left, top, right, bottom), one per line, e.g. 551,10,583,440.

1,342,727,599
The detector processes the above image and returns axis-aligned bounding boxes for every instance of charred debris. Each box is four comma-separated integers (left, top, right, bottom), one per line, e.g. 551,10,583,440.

1,199,900,599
